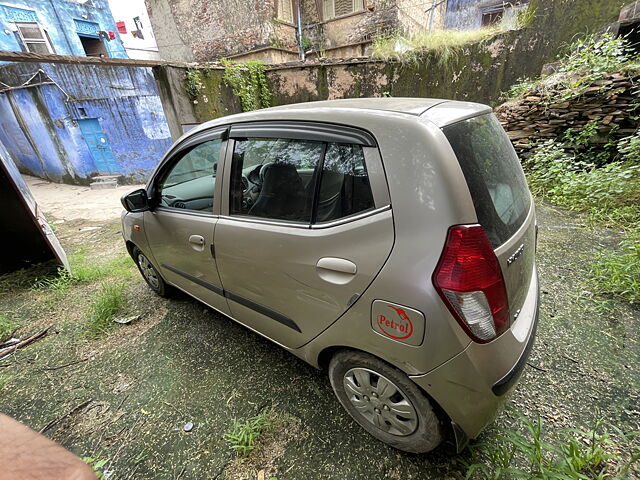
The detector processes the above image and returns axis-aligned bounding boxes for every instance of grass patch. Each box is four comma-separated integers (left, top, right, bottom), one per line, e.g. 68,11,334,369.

224,411,272,456
84,282,127,338
590,230,640,304
0,314,17,342
465,414,640,479
372,27,500,64
31,253,134,296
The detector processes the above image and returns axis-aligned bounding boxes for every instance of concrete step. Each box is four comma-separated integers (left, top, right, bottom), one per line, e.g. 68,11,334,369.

90,179,118,190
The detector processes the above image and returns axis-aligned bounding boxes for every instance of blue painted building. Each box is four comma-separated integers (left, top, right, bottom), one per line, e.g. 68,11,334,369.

444,0,529,30
0,0,127,58
0,61,172,183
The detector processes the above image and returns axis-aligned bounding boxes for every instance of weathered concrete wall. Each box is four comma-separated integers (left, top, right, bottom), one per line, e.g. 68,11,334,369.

145,0,297,62
444,0,528,30
0,0,127,58
0,62,172,184
174,0,629,125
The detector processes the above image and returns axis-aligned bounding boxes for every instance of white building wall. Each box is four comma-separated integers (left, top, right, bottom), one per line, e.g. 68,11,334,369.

107,0,160,60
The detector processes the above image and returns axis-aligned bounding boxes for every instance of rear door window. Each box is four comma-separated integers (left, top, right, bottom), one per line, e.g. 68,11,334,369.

443,114,531,247
316,143,375,222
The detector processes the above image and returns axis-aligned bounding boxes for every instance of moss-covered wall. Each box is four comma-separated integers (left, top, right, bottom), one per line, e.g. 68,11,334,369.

167,0,629,126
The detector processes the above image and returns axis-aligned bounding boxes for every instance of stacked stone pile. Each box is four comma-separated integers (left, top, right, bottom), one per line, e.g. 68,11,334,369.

495,72,640,159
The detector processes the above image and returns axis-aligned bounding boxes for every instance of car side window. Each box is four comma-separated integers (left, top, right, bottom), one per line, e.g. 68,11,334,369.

158,139,221,213
315,143,375,222
229,138,324,222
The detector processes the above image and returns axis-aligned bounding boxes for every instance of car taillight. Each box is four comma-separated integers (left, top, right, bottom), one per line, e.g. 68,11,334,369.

432,224,509,343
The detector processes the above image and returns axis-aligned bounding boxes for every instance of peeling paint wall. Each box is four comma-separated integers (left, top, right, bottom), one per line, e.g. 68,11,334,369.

0,0,127,58
0,62,172,184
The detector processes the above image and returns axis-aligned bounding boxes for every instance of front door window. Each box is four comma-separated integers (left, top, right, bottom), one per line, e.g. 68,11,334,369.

158,139,221,214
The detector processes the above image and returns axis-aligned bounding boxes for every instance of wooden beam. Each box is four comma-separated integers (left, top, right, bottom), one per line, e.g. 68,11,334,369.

0,50,194,68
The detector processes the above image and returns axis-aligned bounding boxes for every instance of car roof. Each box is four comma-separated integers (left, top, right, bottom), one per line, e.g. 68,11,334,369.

184,98,492,141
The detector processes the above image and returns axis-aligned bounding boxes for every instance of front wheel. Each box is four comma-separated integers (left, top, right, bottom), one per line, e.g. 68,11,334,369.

133,247,169,297
329,350,442,453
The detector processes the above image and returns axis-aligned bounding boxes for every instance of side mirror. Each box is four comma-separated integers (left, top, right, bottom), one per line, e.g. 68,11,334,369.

121,188,150,212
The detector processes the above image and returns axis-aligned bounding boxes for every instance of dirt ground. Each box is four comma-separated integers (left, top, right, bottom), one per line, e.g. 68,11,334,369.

24,175,144,222
1,179,638,479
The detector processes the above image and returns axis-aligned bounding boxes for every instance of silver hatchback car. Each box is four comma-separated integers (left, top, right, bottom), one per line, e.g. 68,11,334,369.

121,98,539,453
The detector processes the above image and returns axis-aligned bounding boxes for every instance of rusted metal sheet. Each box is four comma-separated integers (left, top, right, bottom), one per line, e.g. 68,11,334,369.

0,147,69,274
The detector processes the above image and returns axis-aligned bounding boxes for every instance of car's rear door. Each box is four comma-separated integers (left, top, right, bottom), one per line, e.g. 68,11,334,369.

214,121,394,348
143,127,230,315
443,114,536,324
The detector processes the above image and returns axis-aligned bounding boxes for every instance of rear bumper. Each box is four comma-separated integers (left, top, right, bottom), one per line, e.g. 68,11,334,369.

410,268,539,439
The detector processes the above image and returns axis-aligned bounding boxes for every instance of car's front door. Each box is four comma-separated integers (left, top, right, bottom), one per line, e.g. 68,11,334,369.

214,122,394,348
143,128,230,316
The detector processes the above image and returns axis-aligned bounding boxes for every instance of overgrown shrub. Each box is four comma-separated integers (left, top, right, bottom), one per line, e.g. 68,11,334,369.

525,140,640,213
525,137,640,304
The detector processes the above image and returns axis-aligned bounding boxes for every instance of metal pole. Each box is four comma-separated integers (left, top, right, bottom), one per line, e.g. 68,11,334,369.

428,0,437,32
296,1,305,61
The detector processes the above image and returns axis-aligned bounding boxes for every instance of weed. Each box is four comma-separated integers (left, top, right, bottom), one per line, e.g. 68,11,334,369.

82,455,109,480
221,59,272,111
502,33,634,101
0,314,17,342
184,69,205,101
371,27,500,64
525,141,640,215
559,33,631,77
590,229,640,304
84,283,127,338
514,4,537,29
32,254,133,295
464,414,638,479
224,411,272,456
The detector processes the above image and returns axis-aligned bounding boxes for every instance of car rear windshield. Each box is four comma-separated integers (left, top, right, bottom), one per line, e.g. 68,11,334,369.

443,114,531,248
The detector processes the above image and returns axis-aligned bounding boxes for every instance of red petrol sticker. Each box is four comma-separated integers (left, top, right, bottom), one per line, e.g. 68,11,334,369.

377,305,414,340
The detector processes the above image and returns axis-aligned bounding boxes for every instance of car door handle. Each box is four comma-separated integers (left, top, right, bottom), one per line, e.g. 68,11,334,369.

316,257,357,285
188,235,205,251
189,235,205,245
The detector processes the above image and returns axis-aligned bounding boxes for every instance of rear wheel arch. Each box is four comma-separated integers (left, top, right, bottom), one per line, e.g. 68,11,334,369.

319,346,451,423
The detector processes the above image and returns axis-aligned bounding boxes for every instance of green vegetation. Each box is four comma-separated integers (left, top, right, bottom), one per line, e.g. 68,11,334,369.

31,253,133,297
84,282,127,338
221,59,272,112
465,415,640,479
184,68,205,101
224,411,272,456
372,27,500,64
503,33,634,101
514,4,537,29
525,138,640,303
82,455,109,480
0,314,17,342
590,231,640,304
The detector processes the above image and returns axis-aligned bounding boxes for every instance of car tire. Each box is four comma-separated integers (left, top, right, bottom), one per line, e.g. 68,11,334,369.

328,350,442,453
132,246,170,297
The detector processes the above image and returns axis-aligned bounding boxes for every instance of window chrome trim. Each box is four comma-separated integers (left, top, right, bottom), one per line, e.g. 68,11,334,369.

155,206,217,218
310,205,391,229
219,205,391,229
219,215,311,229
